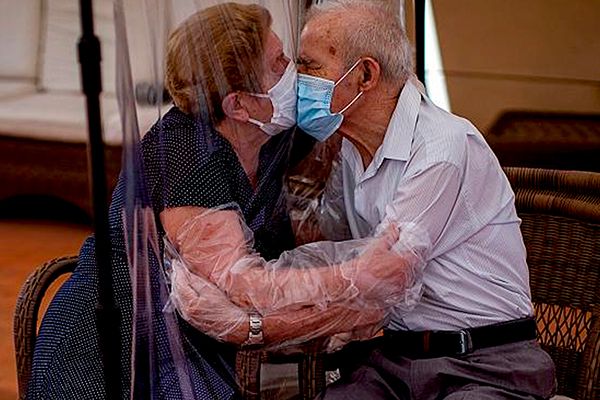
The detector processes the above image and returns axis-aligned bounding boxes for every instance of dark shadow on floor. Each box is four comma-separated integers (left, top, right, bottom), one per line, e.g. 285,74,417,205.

0,195,92,226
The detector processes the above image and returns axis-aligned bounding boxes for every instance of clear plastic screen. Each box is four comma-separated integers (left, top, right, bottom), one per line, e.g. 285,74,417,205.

112,1,418,399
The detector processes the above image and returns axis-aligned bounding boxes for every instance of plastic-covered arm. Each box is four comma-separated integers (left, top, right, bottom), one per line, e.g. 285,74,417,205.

169,258,385,350
162,204,426,317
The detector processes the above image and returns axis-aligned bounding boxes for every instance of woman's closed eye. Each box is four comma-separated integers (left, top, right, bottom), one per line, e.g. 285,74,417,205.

271,53,289,76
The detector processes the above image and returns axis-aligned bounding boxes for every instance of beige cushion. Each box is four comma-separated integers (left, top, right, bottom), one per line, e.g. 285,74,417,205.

0,0,41,79
104,102,171,143
0,92,119,144
39,0,156,95
0,92,165,145
0,80,36,100
40,0,116,93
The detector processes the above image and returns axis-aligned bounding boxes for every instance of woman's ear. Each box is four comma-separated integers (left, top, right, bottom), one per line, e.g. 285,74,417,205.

222,93,250,122
358,57,381,92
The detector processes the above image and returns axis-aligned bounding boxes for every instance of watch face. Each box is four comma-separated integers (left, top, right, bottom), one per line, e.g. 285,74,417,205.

249,314,262,329
248,314,264,344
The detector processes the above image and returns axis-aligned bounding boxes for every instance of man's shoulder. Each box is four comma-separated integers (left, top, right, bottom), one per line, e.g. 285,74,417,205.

414,102,485,167
418,101,478,140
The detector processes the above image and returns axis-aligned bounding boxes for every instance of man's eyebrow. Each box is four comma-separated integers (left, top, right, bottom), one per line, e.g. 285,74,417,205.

296,56,317,66
296,56,309,65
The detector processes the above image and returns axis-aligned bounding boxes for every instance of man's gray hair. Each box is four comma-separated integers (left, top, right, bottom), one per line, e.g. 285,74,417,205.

306,0,413,83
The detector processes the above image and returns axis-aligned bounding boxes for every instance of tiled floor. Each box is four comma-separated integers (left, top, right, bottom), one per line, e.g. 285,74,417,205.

0,218,300,399
0,219,90,400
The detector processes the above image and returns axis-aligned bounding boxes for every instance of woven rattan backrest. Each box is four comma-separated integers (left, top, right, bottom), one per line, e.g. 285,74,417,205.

13,256,78,399
504,167,600,399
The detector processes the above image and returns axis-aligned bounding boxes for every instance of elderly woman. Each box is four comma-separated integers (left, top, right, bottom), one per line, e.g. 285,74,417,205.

29,4,298,399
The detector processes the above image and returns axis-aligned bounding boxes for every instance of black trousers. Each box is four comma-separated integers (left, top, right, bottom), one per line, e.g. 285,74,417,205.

317,339,556,400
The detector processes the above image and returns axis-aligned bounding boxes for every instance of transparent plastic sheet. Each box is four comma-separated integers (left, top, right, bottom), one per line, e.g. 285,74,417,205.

167,205,427,350
114,1,310,398
114,1,206,398
114,1,290,398
112,0,419,398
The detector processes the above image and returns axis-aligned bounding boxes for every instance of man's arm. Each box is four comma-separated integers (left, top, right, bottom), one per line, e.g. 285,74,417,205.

377,161,462,260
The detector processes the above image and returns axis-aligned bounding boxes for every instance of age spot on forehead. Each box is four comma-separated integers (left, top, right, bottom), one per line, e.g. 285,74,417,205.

328,46,336,56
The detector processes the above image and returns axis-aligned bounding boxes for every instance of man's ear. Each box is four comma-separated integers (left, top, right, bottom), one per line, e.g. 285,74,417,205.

222,93,249,122
358,57,381,92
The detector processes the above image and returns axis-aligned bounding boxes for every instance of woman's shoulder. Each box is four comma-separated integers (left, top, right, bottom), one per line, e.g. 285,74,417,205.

143,106,197,142
141,107,218,157
138,108,237,199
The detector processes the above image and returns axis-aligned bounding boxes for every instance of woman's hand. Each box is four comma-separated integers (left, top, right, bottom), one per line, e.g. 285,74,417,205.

351,229,406,298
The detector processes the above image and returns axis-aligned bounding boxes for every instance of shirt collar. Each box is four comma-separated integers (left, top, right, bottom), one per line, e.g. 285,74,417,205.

352,80,421,182
376,80,422,164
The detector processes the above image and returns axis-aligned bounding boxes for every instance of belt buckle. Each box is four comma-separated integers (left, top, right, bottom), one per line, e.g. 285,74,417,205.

456,329,473,356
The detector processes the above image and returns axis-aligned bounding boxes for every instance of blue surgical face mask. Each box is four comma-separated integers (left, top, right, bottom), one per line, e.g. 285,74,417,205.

297,59,364,142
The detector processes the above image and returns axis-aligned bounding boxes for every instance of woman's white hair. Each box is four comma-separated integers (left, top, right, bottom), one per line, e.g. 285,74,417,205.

306,0,413,83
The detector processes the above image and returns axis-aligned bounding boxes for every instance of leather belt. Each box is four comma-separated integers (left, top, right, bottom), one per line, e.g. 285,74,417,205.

383,317,537,359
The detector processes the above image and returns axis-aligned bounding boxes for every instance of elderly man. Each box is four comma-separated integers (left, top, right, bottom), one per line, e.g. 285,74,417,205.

294,1,556,399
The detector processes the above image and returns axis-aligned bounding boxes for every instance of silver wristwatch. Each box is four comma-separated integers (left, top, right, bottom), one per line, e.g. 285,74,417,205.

244,313,264,346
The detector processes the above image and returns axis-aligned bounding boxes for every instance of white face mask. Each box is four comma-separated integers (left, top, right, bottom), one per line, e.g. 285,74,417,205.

248,61,297,136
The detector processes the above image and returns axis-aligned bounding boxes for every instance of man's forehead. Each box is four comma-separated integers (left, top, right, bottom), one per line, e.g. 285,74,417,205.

303,16,336,40
300,18,338,57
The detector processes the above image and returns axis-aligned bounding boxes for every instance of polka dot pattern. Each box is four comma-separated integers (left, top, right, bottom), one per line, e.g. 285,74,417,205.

28,106,295,399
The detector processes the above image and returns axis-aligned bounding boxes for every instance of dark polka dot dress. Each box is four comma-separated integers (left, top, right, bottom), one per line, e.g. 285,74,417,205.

28,107,296,399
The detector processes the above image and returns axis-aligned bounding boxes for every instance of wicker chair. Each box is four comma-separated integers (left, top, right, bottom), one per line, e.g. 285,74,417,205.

236,341,326,400
504,167,600,399
13,254,322,400
13,255,78,400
